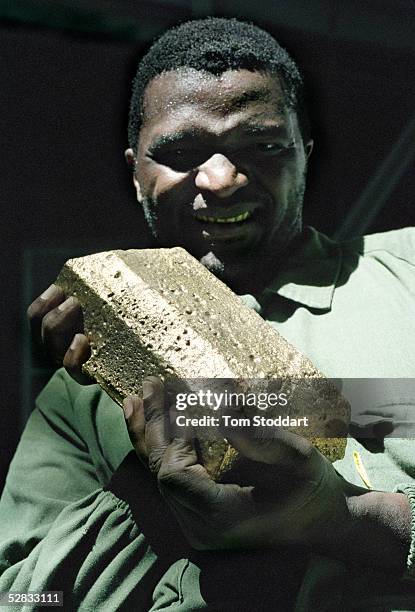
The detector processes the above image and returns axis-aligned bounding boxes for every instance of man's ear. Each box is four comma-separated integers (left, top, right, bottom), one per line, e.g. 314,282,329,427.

125,148,143,203
305,139,314,159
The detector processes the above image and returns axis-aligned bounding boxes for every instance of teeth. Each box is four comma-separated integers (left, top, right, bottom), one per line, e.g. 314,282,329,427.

197,211,252,224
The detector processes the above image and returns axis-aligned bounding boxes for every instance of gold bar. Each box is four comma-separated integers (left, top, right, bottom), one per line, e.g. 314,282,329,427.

56,247,349,479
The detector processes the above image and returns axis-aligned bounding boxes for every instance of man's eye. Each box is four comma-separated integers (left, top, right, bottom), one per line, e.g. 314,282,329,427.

151,149,201,171
255,142,285,155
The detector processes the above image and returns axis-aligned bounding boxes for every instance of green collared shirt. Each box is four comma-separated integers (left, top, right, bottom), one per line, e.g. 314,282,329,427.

241,225,415,378
242,226,415,609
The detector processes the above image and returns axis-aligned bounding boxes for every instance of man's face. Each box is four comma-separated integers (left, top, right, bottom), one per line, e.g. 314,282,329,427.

127,68,311,289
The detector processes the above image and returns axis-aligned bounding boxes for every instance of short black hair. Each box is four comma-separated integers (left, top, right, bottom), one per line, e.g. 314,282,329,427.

128,17,309,153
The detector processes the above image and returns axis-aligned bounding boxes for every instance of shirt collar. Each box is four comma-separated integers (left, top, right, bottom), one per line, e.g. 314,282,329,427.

262,227,342,311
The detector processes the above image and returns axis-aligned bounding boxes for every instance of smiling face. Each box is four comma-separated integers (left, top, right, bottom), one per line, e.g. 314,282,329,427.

126,68,312,292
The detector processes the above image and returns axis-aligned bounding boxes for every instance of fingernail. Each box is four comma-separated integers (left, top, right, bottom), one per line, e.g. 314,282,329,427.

58,296,75,311
123,397,133,420
69,334,81,351
40,284,58,300
143,379,154,400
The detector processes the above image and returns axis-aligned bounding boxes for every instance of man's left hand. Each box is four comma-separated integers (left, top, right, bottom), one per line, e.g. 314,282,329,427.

122,377,411,571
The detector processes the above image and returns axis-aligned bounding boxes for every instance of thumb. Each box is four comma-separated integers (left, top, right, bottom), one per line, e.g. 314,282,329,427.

225,426,314,467
123,395,147,465
142,377,172,475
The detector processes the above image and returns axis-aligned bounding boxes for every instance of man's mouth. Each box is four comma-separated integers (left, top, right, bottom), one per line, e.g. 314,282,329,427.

196,211,253,224
189,203,264,249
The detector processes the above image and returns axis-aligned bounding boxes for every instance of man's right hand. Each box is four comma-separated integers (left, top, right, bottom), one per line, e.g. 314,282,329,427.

27,284,92,384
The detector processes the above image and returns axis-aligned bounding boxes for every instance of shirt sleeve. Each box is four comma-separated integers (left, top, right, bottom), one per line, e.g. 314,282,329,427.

394,483,415,581
0,370,163,610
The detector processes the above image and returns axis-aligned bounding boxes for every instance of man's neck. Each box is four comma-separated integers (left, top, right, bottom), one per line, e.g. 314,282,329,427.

199,235,305,295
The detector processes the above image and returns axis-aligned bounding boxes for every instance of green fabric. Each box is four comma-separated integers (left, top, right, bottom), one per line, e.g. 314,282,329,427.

245,226,415,610
395,484,415,581
1,226,415,611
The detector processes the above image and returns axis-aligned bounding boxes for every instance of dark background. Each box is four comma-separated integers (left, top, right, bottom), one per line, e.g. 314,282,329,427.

1,0,414,490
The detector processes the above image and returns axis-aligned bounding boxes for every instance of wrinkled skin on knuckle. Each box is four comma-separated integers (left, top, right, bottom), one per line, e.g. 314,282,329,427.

157,440,198,478
144,399,166,423
148,447,167,475
145,417,169,461
168,439,198,466
146,411,166,431
157,463,188,489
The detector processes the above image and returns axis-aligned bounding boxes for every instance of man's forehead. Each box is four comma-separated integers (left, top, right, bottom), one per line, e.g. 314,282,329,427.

142,68,287,123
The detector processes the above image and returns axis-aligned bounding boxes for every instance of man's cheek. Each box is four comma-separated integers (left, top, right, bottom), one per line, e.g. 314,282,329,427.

152,166,188,195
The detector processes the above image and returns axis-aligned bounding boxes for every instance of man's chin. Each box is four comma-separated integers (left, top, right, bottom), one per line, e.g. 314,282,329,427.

197,248,273,293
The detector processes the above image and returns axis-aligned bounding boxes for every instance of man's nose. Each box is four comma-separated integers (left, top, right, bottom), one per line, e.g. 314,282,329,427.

194,153,249,198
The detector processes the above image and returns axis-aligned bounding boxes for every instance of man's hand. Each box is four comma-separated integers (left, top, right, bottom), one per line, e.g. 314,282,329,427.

122,377,349,552
123,377,411,571
27,284,91,384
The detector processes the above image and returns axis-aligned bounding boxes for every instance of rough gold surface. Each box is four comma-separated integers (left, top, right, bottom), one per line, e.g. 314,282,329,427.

56,247,350,479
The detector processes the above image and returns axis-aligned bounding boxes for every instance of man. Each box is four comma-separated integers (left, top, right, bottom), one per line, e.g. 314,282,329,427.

1,17,415,611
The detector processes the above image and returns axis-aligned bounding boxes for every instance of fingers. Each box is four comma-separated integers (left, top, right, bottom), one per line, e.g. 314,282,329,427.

225,426,315,474
123,377,256,550
28,283,84,363
143,377,171,474
123,395,147,464
63,333,92,385
27,284,66,345
157,439,253,550
27,283,93,385
123,377,172,472
126,377,219,505
141,380,221,510
157,439,216,508
41,296,84,362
